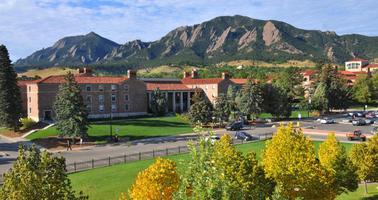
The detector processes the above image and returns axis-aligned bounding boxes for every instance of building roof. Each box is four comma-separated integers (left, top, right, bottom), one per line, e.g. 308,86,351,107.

339,70,367,75
230,78,247,85
302,69,316,76
35,75,129,84
347,58,369,62
146,83,193,91
17,80,39,86
367,64,378,68
181,77,225,84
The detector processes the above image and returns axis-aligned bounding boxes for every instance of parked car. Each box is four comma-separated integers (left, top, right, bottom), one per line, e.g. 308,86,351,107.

356,112,365,117
352,119,367,126
365,119,375,124
205,135,220,144
225,121,243,131
346,130,366,141
235,131,253,141
320,118,335,124
371,127,378,135
365,112,375,119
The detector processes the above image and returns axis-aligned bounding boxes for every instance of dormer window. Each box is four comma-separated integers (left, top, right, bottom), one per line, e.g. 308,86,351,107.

86,85,91,92
111,85,117,91
99,85,104,92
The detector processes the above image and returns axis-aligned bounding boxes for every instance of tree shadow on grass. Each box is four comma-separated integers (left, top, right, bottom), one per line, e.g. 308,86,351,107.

362,194,378,200
92,119,190,128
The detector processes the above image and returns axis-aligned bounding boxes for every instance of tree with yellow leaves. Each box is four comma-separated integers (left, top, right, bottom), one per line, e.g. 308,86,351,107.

318,133,358,198
263,123,334,200
174,133,274,199
349,134,378,194
127,157,179,200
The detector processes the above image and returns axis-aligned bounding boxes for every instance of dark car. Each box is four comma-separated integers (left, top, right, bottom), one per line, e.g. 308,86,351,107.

352,119,367,126
235,131,253,141
225,121,243,131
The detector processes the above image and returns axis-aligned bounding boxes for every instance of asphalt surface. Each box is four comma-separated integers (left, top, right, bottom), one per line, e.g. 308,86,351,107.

1,116,377,175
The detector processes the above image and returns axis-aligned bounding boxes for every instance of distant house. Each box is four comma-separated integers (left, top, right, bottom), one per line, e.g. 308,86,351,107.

345,58,378,72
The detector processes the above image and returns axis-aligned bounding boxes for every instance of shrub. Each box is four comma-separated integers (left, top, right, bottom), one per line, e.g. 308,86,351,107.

20,118,36,130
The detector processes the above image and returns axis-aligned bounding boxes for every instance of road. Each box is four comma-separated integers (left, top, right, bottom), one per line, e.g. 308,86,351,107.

0,118,376,175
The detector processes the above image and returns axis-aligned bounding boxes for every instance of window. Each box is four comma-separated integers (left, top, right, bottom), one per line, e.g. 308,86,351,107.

125,94,129,101
99,95,104,103
98,85,104,92
124,84,129,92
125,104,129,111
86,85,91,92
111,94,116,102
111,104,117,112
86,105,92,112
28,97,31,103
29,108,31,114
86,95,92,103
99,105,104,112
111,85,117,91
212,85,215,89
28,86,31,92
205,85,208,90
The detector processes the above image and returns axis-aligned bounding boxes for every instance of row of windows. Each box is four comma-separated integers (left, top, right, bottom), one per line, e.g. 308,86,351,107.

85,84,129,92
86,94,129,103
346,63,361,69
190,85,216,90
87,104,129,112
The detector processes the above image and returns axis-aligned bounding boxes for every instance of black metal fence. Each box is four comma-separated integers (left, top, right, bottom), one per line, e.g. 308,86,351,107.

65,132,274,173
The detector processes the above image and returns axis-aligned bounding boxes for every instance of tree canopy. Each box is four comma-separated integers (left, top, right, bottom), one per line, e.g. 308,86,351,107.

150,88,167,116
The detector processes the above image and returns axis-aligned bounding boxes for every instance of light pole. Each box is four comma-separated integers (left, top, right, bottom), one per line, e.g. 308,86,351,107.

308,97,312,118
110,107,113,140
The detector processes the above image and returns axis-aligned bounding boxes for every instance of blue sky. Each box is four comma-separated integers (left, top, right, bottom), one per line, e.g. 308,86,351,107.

0,0,378,61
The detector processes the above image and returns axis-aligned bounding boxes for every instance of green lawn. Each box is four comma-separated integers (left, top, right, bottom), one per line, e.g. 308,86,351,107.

69,140,359,200
259,110,312,119
26,116,193,142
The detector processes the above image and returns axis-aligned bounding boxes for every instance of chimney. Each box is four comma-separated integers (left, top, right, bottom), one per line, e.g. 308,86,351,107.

127,70,137,79
222,72,229,79
191,69,198,78
77,67,93,76
183,71,190,78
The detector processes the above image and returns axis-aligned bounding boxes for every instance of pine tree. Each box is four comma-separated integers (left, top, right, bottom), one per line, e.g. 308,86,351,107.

0,145,87,200
318,134,358,198
213,93,231,124
0,45,22,131
150,88,167,116
311,83,329,114
188,92,213,125
53,72,88,138
236,79,263,120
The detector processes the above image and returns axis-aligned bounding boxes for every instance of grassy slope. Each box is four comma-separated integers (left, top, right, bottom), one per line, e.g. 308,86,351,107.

26,116,193,141
18,67,77,78
69,141,359,200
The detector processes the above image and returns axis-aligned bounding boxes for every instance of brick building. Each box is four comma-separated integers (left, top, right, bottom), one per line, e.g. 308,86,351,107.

20,68,246,122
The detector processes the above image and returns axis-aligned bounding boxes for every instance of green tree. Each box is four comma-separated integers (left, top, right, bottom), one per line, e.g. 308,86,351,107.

262,84,291,118
263,124,334,200
53,72,89,138
175,133,274,199
213,93,231,124
349,134,378,194
352,77,374,105
0,145,87,200
150,88,167,116
311,83,329,114
318,134,358,198
273,67,304,101
0,45,22,131
188,92,213,125
236,79,263,120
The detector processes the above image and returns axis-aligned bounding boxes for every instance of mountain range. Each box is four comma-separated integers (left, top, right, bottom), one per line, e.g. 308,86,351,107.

14,15,378,69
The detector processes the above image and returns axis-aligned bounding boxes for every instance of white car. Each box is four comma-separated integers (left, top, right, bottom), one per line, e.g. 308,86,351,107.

320,118,335,124
205,135,220,144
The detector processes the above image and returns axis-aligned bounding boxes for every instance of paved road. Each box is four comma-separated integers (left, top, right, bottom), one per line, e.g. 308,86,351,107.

0,118,376,174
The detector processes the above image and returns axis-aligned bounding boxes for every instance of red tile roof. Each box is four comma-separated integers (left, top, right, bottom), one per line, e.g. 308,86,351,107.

302,69,316,76
348,58,368,62
146,83,193,91
35,75,129,84
181,78,224,84
230,79,247,85
367,64,378,68
339,71,367,75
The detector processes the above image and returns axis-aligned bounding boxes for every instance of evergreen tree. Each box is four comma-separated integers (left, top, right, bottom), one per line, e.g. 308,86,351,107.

0,45,22,131
262,84,291,119
213,93,231,124
226,85,240,119
0,145,87,200
150,88,167,116
53,72,88,138
318,134,358,198
188,92,213,125
236,79,263,120
311,83,329,114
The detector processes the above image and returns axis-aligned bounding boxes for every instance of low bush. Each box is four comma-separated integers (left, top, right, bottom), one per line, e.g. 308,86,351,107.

20,118,36,130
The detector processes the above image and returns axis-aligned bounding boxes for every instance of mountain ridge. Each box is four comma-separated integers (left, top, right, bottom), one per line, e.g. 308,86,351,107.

14,15,378,69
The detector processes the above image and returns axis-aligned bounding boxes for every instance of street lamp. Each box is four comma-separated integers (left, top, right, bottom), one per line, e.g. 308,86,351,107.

110,106,113,140
211,116,215,129
308,97,312,118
